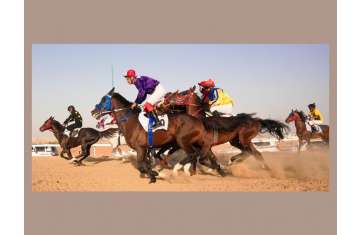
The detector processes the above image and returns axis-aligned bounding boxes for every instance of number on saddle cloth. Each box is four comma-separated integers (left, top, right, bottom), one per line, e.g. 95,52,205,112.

147,114,156,147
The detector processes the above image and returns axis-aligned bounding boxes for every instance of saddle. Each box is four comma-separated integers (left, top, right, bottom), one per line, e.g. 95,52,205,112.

306,123,322,133
71,128,81,137
138,111,169,132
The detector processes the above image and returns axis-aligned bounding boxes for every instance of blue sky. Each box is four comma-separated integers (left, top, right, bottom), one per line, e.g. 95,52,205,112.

32,44,329,138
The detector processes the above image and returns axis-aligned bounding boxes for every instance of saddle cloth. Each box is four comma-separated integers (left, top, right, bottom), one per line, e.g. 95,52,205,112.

64,128,81,138
305,123,322,133
138,111,169,132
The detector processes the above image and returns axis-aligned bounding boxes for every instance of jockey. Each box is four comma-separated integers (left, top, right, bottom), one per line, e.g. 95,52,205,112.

63,105,83,136
307,103,324,132
124,69,166,129
198,79,234,116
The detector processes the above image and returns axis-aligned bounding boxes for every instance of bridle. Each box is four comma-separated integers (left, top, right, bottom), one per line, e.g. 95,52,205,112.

162,90,206,117
97,107,131,116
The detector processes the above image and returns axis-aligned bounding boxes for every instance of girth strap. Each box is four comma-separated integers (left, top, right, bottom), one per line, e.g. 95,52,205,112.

213,129,219,145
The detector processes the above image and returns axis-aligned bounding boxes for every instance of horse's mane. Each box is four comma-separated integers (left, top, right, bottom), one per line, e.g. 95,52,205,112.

112,92,140,114
295,110,307,122
178,89,207,110
164,92,173,98
52,119,65,132
202,113,256,132
112,92,132,106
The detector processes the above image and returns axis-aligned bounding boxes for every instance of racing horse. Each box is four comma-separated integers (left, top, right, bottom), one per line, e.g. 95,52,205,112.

158,86,289,171
39,117,118,164
90,88,226,183
285,109,329,152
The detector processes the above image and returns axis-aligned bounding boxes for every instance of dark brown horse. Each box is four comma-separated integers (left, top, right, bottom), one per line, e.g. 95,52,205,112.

91,89,225,183
39,116,118,164
159,87,289,170
285,110,329,152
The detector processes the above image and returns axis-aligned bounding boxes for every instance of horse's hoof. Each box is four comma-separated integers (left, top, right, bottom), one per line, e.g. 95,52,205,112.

72,160,83,166
173,163,184,172
218,168,226,177
149,177,157,184
150,170,159,177
184,163,192,176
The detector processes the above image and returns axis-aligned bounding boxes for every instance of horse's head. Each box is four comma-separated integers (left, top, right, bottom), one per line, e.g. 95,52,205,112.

285,109,301,123
91,87,115,119
39,116,55,132
189,85,196,93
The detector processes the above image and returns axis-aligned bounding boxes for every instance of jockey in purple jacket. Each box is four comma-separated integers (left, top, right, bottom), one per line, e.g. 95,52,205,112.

124,69,166,129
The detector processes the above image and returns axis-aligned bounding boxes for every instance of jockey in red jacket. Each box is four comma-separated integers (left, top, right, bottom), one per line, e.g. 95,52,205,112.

198,79,234,116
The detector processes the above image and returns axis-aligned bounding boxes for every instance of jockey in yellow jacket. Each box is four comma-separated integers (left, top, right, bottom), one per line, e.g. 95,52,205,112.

198,79,234,116
307,103,324,132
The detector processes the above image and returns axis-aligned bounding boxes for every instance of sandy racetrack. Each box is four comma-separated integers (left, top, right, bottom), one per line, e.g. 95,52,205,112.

32,145,329,192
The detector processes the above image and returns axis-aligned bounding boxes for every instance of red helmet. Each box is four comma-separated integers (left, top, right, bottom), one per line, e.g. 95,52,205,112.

198,79,215,88
124,69,137,78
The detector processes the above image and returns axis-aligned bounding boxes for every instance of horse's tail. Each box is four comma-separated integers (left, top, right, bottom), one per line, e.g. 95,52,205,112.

259,119,289,140
99,128,119,139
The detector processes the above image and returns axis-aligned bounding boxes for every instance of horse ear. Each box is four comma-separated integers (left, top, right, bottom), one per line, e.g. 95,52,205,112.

190,86,196,91
108,87,115,95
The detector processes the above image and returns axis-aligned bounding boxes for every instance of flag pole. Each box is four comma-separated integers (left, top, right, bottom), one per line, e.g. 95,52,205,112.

111,64,114,88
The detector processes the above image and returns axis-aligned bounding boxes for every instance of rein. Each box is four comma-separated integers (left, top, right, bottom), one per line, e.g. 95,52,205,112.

99,107,131,116
163,91,206,117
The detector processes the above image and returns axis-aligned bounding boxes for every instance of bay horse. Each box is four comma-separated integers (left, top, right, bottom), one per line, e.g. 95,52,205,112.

158,86,289,171
90,88,225,183
285,110,329,152
39,116,118,164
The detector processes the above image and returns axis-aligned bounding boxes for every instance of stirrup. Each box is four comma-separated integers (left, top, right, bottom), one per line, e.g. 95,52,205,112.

151,121,163,129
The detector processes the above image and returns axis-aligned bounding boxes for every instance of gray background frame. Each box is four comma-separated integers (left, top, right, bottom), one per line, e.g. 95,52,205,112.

25,0,336,234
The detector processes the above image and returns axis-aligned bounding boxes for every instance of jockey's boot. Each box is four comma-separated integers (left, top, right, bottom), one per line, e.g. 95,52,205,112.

150,111,163,129
69,130,76,137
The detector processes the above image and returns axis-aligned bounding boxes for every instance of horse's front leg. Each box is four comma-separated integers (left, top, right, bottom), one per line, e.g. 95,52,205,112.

65,149,73,160
59,144,72,160
59,149,68,160
179,152,198,176
71,150,85,165
136,147,158,183
110,134,123,157
199,145,225,177
298,137,304,153
154,145,170,168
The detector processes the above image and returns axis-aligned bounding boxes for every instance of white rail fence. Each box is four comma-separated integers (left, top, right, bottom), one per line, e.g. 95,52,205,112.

32,135,316,157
